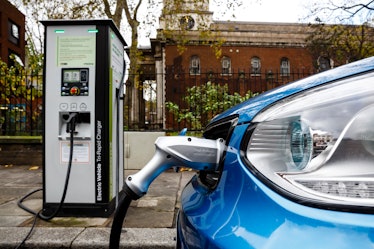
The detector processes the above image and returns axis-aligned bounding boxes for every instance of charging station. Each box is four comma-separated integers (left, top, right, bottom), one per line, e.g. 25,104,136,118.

41,20,126,217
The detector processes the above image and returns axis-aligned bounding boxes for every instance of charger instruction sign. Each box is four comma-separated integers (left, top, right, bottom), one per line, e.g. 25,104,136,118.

60,141,90,164
57,36,96,67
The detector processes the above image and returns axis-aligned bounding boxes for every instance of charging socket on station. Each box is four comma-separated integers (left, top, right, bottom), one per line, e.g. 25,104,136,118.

58,112,91,140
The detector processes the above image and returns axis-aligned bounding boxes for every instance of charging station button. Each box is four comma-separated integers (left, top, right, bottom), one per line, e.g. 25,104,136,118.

70,86,80,96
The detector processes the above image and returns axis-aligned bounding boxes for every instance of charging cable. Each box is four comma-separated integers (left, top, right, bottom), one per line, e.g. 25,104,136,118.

16,112,78,248
39,112,77,219
115,62,126,208
109,136,226,248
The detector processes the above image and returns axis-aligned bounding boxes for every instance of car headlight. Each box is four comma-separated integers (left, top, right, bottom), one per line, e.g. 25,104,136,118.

243,72,374,211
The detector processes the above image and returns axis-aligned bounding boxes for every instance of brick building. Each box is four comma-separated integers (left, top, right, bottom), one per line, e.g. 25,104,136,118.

0,0,25,65
148,0,316,130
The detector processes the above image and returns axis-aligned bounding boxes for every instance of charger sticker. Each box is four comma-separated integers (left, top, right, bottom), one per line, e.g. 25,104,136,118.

60,141,90,164
57,36,96,67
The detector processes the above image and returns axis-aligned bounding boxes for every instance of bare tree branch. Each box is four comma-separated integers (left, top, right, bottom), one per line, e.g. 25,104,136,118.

305,0,374,23
330,0,374,18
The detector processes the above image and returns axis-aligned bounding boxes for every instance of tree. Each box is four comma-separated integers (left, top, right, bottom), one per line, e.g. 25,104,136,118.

12,0,104,55
305,0,374,23
13,0,247,129
0,52,43,135
102,0,156,129
166,82,257,130
102,0,245,129
305,23,374,68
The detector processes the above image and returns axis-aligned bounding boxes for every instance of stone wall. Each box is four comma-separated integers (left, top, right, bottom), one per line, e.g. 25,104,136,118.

0,132,165,169
0,137,42,166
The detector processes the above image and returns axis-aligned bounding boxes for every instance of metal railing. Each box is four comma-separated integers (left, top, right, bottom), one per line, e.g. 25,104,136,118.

0,73,43,136
126,68,315,132
1,69,315,135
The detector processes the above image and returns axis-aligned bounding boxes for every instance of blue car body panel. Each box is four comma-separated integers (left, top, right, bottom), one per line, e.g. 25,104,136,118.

178,57,374,249
178,125,374,249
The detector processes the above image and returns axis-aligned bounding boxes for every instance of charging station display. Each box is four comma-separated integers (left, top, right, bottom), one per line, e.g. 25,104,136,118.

42,20,126,217
61,68,89,96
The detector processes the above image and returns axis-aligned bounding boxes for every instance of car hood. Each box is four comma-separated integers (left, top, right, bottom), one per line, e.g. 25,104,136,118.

210,56,374,125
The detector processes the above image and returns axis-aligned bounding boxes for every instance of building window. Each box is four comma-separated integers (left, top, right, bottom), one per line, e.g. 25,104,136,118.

280,57,290,76
189,55,200,75
251,56,261,76
222,56,231,75
317,56,332,72
8,21,20,45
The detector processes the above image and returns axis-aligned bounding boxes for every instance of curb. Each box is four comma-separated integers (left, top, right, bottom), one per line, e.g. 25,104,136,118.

0,227,176,249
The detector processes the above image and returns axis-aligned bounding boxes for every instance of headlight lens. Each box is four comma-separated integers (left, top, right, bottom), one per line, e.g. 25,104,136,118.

244,72,374,210
289,120,313,170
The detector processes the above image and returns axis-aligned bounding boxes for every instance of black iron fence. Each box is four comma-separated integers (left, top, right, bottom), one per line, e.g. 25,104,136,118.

0,73,43,136
1,69,315,135
126,68,315,132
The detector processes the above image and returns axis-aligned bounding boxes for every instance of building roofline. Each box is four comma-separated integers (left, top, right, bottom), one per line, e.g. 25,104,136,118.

212,20,309,26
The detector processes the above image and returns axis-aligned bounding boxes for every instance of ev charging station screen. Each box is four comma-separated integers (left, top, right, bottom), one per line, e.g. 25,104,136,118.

61,68,89,96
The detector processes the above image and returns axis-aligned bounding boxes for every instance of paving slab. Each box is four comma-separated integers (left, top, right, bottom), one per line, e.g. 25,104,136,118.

125,207,175,228
0,165,196,248
0,199,37,216
0,216,31,227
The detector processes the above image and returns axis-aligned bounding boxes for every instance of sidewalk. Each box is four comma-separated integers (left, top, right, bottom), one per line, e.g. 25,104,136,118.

0,164,195,248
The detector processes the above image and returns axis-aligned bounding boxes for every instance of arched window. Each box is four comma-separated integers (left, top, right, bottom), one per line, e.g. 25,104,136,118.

221,56,231,75
318,56,332,72
190,55,200,75
280,57,290,76
251,56,261,76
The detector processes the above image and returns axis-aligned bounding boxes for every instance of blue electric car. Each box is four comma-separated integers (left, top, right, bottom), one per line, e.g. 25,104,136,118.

176,56,374,249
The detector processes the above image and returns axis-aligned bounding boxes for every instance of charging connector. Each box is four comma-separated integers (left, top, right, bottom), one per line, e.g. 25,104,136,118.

110,135,226,248
64,112,78,133
125,136,225,199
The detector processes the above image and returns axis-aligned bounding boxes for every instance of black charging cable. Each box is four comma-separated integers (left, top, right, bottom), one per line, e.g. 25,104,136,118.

39,112,77,220
16,112,78,248
114,61,126,208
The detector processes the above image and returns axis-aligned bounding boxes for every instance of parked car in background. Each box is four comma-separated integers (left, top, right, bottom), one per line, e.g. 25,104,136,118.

177,56,374,249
